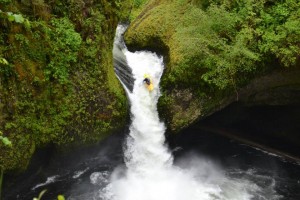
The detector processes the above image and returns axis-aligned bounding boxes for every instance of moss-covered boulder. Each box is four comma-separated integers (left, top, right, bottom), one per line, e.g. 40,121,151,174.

0,0,132,172
125,0,300,132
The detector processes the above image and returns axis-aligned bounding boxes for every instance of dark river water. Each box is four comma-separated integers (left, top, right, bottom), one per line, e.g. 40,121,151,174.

3,124,300,200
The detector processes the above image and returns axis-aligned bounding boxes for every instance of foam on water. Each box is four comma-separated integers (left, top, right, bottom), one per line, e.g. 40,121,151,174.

32,175,60,190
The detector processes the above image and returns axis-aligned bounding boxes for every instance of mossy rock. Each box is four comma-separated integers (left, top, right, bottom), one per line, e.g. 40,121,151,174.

0,0,131,172
125,0,300,132
124,0,235,132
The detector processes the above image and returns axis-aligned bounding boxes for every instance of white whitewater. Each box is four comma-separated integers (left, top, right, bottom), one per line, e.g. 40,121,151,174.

123,50,173,174
102,25,279,200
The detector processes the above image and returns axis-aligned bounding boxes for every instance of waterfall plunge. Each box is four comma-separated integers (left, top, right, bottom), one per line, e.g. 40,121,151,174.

103,25,274,200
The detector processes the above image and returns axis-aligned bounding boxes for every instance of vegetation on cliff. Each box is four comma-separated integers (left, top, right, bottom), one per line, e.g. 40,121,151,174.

125,0,300,131
0,0,132,172
170,0,299,89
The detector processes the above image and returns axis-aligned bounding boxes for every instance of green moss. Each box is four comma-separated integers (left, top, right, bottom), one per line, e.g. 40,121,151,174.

0,132,35,171
126,0,300,132
0,0,131,172
129,0,150,21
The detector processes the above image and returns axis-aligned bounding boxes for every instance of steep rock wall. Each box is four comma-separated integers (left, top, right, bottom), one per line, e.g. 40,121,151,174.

124,0,300,132
0,0,131,171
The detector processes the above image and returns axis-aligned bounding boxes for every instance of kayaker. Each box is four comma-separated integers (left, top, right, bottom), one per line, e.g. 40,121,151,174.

143,77,151,85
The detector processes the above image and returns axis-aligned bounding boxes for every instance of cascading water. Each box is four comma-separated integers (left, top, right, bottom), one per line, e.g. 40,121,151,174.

105,25,281,200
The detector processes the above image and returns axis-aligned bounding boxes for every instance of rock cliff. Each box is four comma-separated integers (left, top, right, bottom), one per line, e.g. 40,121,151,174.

124,0,300,132
0,0,131,171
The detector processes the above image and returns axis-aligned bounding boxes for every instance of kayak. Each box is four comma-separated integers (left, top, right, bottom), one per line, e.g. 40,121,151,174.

144,74,154,91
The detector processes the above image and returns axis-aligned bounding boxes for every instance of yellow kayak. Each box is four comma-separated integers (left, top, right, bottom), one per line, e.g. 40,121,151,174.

143,74,154,92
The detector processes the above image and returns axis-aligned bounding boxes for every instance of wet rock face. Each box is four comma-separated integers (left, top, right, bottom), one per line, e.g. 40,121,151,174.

166,89,202,132
125,0,300,132
239,68,300,106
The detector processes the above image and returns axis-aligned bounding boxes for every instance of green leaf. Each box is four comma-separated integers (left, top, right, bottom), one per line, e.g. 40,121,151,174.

24,19,31,29
2,137,12,147
13,14,24,23
8,15,14,22
0,136,12,147
57,195,65,200
37,189,47,200
0,58,9,65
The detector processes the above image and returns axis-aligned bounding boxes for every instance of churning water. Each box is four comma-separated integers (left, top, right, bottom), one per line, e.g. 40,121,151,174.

103,25,281,200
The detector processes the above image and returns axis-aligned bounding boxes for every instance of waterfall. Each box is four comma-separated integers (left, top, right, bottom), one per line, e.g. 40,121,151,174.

113,25,135,92
104,25,278,200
